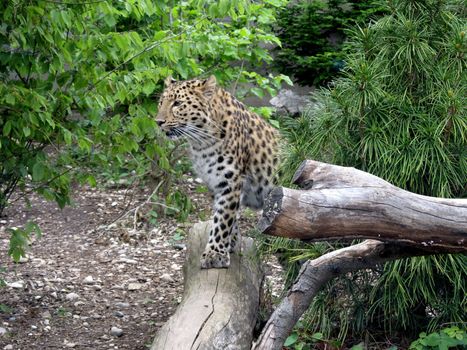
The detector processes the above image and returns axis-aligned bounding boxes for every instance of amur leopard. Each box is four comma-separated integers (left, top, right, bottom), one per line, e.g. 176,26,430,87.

156,75,279,269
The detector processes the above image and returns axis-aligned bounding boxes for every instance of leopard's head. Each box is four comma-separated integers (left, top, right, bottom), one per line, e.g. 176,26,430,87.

155,76,218,142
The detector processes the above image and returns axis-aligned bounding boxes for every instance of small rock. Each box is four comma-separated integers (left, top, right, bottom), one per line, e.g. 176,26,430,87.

170,263,180,271
64,341,76,348
8,281,24,289
195,178,203,184
50,292,58,299
127,283,142,291
65,292,80,301
93,285,102,291
160,273,174,283
120,258,137,265
114,311,124,318
42,311,52,319
18,256,29,263
110,326,123,337
115,302,130,309
82,276,94,284
173,243,186,250
4,345,13,350
0,327,7,336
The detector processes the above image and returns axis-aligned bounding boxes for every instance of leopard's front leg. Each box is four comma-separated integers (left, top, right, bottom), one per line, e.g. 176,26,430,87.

200,174,241,269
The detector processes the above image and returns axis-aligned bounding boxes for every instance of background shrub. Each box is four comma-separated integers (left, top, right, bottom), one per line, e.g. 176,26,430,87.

278,0,466,343
274,0,384,86
0,0,289,259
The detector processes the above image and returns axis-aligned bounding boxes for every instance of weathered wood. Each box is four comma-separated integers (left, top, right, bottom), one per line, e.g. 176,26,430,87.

253,239,440,350
151,221,263,350
259,160,467,253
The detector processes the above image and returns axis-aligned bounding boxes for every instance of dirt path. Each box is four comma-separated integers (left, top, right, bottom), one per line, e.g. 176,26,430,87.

0,173,284,350
0,182,195,350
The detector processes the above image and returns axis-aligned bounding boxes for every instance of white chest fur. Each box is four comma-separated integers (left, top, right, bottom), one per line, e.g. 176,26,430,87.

189,144,223,193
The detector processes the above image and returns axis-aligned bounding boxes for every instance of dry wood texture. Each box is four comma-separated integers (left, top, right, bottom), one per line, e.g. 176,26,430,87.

151,221,263,350
259,160,467,253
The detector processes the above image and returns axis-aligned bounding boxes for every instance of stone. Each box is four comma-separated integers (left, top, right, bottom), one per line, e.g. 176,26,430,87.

4,345,13,350
82,276,94,284
0,327,6,336
65,292,80,301
160,273,174,283
115,302,130,308
42,311,52,319
170,263,181,271
110,326,123,337
18,256,29,263
269,89,309,115
8,281,24,289
114,311,124,318
127,283,142,291
173,243,186,250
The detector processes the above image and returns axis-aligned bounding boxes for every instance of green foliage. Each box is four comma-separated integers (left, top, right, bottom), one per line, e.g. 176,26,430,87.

274,0,384,85
165,190,193,222
0,0,288,259
283,322,341,350
279,0,466,343
7,222,41,262
410,327,466,350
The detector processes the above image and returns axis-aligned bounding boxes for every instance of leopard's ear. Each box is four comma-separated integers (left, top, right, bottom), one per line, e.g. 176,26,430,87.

164,76,176,87
201,75,217,99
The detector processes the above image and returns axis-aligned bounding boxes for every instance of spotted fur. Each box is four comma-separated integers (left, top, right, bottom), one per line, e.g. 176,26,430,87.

156,76,279,268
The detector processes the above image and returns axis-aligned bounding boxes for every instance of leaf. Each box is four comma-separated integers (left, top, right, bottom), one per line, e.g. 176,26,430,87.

23,126,31,137
142,81,155,95
5,94,15,105
251,87,264,98
3,121,12,136
284,333,299,346
32,162,45,181
153,30,167,41
312,332,324,340
86,175,97,187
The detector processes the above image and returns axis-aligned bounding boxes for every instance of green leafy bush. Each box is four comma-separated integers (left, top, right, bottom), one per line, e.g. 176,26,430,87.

279,0,466,343
410,327,466,350
0,0,288,260
274,0,383,85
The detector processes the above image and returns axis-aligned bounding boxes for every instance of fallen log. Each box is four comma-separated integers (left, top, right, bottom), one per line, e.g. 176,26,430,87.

252,239,449,350
151,221,263,350
259,160,467,253
252,160,467,349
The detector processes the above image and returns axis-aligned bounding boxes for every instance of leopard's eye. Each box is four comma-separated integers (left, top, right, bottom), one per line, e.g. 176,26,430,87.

173,100,182,107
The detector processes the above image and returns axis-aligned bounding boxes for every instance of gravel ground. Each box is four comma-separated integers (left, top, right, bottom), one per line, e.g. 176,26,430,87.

0,177,283,350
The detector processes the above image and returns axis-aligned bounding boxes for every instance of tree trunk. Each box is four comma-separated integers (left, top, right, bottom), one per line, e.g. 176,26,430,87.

151,221,263,350
259,160,467,253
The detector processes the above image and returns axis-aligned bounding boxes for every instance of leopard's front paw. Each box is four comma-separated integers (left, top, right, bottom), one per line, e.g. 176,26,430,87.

200,250,230,269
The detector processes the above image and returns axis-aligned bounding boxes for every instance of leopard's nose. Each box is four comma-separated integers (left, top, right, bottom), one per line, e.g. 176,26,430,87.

156,120,165,127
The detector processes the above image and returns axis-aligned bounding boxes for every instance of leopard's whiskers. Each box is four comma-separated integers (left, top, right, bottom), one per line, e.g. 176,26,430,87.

185,124,220,142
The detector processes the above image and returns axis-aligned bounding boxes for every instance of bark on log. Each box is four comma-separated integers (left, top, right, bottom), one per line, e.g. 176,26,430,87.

259,160,467,253
151,221,263,350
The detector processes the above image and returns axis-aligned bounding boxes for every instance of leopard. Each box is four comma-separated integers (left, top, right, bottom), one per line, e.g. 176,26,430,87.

155,75,279,269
